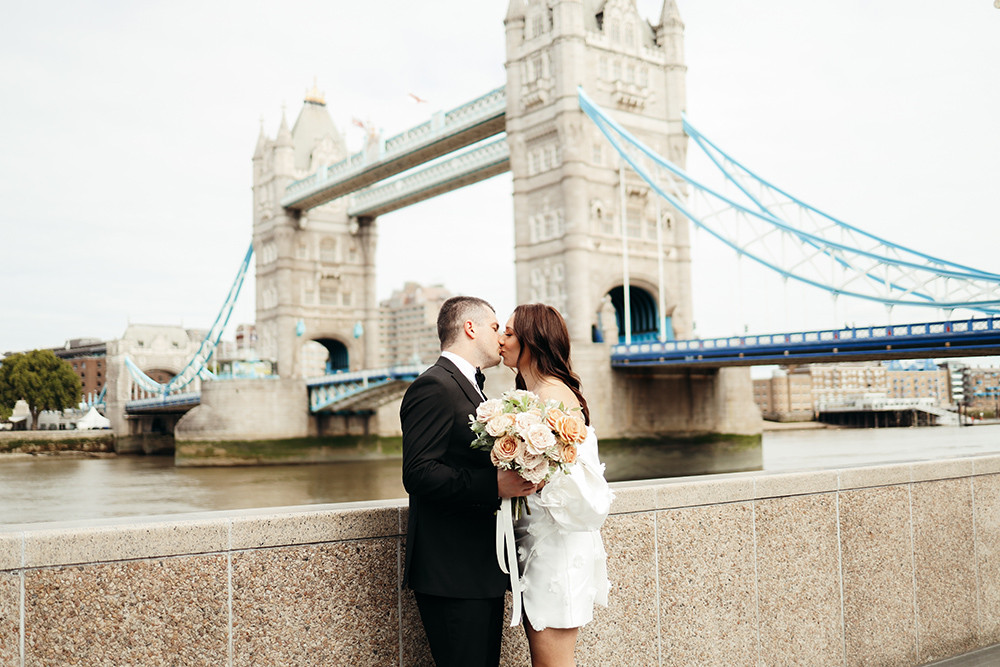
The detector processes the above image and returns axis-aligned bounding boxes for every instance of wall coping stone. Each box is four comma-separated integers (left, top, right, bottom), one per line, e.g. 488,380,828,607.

2,453,999,571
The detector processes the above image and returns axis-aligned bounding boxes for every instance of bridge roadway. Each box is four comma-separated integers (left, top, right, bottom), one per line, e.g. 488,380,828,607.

612,316,1000,370
125,317,1000,415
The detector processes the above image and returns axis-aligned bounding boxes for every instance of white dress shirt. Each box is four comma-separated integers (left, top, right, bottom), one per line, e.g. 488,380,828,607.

441,350,486,400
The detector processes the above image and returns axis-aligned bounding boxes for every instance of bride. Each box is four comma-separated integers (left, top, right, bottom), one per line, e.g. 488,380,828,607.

499,303,613,667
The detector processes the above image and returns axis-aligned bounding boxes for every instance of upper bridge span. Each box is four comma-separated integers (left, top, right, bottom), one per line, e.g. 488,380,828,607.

280,87,506,211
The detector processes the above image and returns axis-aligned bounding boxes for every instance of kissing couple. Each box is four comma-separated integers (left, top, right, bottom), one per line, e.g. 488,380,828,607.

401,296,613,667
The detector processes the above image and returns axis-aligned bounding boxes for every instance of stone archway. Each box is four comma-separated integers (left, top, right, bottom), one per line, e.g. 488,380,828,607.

314,338,349,373
605,285,673,343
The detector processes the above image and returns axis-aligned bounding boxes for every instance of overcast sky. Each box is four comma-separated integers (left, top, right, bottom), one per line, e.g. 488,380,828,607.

1,0,998,356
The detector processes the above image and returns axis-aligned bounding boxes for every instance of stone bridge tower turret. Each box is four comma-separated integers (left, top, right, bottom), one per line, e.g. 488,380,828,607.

252,85,379,378
505,1,761,438
504,0,692,345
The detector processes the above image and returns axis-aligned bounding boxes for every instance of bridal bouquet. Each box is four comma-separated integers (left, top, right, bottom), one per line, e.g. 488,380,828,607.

471,388,589,626
470,389,588,501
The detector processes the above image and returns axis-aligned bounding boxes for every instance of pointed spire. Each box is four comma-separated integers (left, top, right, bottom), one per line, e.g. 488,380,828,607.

659,0,682,28
506,0,526,22
276,106,293,147
253,116,268,159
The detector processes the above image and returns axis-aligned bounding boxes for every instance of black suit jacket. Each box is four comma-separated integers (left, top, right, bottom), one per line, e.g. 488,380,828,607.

401,356,507,598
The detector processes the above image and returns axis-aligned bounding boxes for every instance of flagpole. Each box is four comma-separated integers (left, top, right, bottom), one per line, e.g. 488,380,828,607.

654,168,667,342
620,158,632,345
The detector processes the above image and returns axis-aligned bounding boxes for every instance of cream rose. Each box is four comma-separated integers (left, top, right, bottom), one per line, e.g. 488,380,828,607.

521,455,551,484
514,410,542,434
476,399,504,423
485,413,516,437
515,449,544,470
524,423,556,455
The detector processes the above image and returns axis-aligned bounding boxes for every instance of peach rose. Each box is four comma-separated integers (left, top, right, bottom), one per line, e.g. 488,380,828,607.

485,413,515,437
553,411,588,445
556,441,578,465
490,435,521,466
524,423,556,455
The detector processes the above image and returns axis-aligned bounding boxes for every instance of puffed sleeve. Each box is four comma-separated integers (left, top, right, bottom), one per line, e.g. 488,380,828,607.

532,428,613,532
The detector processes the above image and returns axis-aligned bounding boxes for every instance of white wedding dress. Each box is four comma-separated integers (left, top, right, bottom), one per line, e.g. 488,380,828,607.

514,426,613,631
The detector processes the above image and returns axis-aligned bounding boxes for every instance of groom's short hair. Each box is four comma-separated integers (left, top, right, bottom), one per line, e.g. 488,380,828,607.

437,296,495,349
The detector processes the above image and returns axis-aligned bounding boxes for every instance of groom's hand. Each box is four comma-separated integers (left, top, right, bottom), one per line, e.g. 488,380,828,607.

497,469,538,498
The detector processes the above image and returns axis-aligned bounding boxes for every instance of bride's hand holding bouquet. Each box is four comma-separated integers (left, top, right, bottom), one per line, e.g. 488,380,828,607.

470,388,588,518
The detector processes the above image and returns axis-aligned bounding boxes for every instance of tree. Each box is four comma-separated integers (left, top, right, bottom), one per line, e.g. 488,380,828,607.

0,350,81,429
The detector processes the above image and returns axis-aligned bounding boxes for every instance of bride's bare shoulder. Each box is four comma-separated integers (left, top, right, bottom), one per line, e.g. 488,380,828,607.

535,379,580,410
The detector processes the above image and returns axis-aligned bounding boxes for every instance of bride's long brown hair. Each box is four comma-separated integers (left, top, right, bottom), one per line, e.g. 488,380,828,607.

511,303,590,426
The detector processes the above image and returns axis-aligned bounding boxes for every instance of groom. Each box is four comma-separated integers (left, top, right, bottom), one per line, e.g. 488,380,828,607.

401,296,537,667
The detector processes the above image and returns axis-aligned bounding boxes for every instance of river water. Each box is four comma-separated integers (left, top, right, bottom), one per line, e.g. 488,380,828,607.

2,424,999,526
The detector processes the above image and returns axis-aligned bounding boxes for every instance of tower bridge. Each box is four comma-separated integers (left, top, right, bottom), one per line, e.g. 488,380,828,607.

102,0,1000,451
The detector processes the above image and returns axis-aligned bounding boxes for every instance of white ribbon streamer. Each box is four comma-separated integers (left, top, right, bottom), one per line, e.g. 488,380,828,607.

495,497,522,626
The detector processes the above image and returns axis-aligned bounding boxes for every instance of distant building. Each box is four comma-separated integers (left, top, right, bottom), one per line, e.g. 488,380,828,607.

944,361,967,406
52,338,108,404
963,366,1000,416
753,359,957,421
884,359,951,406
752,366,813,421
810,362,887,409
214,324,277,378
379,282,452,367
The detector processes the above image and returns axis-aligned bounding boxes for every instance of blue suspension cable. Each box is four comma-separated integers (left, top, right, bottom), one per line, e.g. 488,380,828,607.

577,87,1000,313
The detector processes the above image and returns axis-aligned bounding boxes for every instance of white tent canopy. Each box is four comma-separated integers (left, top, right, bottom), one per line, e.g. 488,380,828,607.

76,407,110,430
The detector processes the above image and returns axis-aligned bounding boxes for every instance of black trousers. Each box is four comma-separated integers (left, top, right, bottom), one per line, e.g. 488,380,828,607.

413,591,504,667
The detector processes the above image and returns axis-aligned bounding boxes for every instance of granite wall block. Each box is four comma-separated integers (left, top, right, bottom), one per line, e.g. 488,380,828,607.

0,571,18,667
658,502,757,666
755,493,844,665
839,485,917,667
911,477,978,663
974,473,1000,645
578,512,659,665
24,555,228,666
232,539,399,666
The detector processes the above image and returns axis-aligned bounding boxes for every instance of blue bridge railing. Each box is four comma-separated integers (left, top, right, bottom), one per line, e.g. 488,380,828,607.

612,317,1000,368
307,365,427,412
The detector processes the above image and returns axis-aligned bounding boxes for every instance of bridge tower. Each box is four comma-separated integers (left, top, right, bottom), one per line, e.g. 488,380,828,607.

251,84,380,379
505,0,690,344
505,0,760,436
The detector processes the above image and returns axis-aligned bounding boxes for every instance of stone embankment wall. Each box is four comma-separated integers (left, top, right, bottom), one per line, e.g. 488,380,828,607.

0,430,113,455
2,455,999,666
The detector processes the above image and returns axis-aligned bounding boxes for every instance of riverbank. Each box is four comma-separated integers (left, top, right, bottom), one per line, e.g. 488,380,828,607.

761,420,837,431
0,430,115,455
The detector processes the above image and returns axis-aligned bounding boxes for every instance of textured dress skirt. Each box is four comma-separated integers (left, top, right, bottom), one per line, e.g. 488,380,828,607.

514,426,613,631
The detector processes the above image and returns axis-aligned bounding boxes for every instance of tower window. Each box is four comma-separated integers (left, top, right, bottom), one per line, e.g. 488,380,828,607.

320,239,337,264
